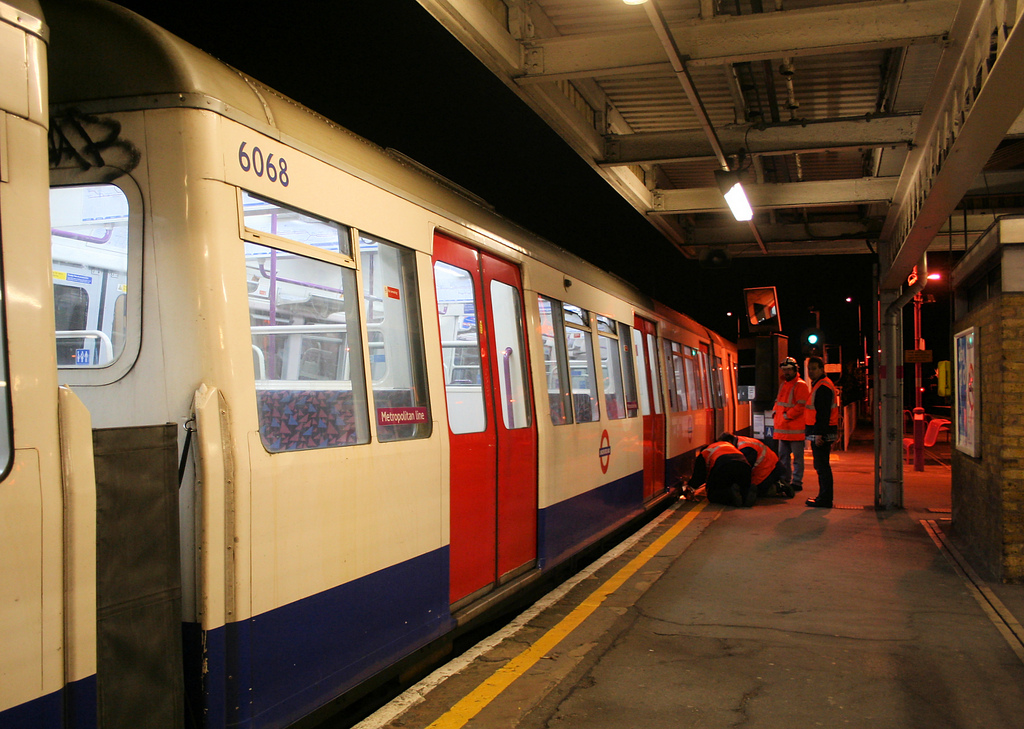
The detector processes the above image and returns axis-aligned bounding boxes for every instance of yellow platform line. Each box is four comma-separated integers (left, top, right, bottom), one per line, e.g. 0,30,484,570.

427,501,708,729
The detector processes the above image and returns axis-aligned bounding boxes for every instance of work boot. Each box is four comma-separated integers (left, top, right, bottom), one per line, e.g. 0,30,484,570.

729,482,744,508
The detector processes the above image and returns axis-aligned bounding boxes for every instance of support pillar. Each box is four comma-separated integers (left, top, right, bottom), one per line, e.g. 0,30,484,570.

876,288,904,509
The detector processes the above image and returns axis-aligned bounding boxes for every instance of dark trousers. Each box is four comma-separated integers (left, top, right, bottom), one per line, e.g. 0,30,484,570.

754,462,787,496
706,459,753,506
810,438,833,504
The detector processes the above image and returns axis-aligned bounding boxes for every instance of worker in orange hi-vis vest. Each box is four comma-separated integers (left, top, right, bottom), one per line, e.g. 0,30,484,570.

720,432,794,498
688,441,755,508
772,357,810,492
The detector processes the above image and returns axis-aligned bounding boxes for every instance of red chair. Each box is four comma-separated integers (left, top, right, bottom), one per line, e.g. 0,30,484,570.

903,418,950,464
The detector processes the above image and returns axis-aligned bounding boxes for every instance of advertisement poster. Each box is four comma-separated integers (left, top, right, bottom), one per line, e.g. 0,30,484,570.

954,327,978,457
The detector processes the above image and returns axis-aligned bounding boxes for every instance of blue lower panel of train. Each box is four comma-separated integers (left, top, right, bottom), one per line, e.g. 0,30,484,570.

0,675,96,729
184,547,452,729
538,470,645,568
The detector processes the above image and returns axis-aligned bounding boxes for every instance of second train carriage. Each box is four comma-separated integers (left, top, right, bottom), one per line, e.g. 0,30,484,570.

0,0,750,727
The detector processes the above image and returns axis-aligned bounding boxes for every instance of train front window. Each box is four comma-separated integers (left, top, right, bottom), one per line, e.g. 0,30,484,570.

360,234,431,442
49,184,130,368
245,242,370,451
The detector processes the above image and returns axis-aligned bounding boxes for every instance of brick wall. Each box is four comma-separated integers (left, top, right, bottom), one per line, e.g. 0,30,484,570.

951,292,1024,582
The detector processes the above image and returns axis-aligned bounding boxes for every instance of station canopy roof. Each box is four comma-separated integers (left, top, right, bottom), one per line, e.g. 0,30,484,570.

417,0,1024,290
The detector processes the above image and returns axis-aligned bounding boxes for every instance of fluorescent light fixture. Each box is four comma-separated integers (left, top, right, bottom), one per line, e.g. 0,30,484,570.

714,169,754,221
622,0,649,4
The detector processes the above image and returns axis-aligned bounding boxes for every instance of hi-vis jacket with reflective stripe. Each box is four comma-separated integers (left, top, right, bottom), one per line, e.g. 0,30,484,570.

773,377,810,441
701,441,743,468
735,435,779,484
805,375,839,434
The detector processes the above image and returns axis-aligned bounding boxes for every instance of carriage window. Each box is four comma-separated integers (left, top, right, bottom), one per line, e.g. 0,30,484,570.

564,303,600,423
618,322,639,418
50,184,130,367
599,328,626,420
662,340,678,411
361,235,430,441
242,191,350,257
435,261,486,434
538,296,572,425
491,281,531,430
246,242,369,451
685,350,704,409
670,342,688,411
711,355,726,408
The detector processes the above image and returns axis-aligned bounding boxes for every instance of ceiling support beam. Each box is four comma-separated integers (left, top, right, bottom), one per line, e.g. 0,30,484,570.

519,0,957,83
603,114,919,165
652,177,898,214
880,0,1024,289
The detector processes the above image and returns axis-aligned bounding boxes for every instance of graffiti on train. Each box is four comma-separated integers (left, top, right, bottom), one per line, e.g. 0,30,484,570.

49,110,141,180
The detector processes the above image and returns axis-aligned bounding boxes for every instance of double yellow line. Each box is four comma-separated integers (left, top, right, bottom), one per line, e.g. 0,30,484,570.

428,501,708,728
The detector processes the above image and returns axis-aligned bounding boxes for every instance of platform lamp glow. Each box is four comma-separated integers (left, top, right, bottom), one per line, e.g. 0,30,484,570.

714,169,754,221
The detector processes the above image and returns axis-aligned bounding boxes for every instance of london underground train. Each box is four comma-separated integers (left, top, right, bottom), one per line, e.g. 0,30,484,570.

0,1,750,727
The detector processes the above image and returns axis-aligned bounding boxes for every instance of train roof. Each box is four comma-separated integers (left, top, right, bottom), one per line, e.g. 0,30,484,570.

1,0,45,38
42,0,664,315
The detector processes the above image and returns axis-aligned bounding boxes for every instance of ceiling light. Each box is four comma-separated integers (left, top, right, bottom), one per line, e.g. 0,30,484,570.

622,0,649,5
714,169,754,222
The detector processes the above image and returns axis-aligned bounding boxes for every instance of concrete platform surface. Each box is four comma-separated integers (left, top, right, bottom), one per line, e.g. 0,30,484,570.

354,431,1024,729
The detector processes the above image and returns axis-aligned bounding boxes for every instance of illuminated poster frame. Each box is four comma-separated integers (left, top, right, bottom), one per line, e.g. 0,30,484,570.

954,326,978,457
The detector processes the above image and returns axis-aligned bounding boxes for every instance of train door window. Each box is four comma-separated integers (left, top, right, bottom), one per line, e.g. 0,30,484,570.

246,241,370,451
596,315,626,420
618,322,639,418
537,295,571,425
490,281,531,429
435,261,486,433
360,234,431,442
242,191,350,258
646,332,663,415
563,303,599,423
684,350,704,410
49,184,133,369
632,327,650,416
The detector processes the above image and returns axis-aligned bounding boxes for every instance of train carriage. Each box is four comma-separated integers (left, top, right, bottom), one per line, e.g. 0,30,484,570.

0,1,750,727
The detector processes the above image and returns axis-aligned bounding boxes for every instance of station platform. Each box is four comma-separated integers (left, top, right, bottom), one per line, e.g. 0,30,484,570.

354,428,1024,729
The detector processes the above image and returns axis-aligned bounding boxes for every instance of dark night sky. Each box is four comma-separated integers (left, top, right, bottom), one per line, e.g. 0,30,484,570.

110,1,946,367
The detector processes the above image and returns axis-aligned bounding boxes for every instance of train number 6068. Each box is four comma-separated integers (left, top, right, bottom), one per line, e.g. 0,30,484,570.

238,141,289,187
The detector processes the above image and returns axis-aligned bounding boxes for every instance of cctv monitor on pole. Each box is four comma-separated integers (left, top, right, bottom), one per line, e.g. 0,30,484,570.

743,287,782,333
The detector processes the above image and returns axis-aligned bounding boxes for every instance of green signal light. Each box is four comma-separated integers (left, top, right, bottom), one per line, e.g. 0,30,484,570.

807,333,819,344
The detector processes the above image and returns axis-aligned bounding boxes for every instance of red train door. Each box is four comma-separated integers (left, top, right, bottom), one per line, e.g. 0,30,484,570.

634,315,665,500
433,233,538,605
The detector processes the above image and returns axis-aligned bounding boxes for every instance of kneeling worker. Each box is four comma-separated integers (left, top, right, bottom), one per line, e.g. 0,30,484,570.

720,432,793,498
688,440,755,507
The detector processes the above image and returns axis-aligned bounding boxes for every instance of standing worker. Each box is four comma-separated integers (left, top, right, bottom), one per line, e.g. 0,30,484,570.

773,357,810,492
805,356,839,508
688,440,755,508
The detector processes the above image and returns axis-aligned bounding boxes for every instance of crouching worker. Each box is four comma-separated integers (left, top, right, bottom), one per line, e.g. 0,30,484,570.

688,441,755,507
720,432,794,498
